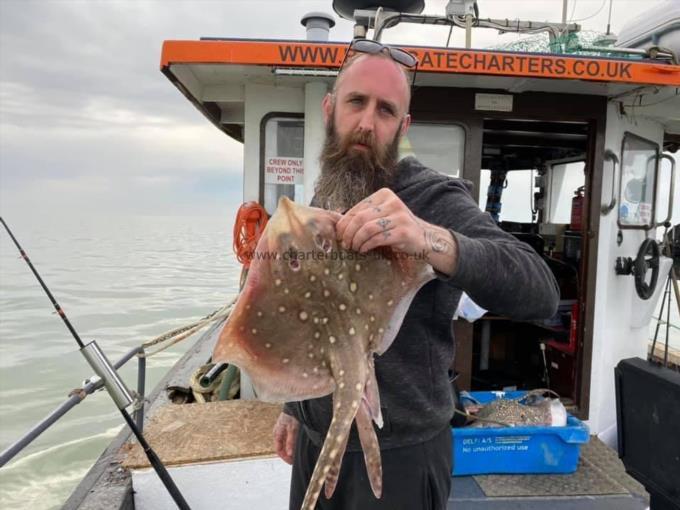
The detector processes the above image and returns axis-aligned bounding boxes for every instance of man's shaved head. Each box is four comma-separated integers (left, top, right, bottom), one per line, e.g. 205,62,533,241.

332,53,412,111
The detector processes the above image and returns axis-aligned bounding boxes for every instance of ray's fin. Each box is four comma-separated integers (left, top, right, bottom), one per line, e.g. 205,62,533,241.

322,421,349,500
363,357,383,428
355,399,383,498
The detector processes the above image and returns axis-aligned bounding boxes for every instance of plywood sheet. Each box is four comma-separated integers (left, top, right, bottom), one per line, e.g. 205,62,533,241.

121,400,282,469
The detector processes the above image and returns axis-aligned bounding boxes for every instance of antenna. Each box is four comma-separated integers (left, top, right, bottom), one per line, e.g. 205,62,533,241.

606,0,614,35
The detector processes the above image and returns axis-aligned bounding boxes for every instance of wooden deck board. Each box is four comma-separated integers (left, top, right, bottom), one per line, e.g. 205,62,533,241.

121,400,282,468
648,343,680,368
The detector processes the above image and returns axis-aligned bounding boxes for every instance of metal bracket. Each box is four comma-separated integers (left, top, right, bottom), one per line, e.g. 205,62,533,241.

615,257,635,275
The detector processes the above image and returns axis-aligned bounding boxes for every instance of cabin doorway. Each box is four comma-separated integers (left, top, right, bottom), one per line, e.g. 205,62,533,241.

454,115,597,415
408,88,607,417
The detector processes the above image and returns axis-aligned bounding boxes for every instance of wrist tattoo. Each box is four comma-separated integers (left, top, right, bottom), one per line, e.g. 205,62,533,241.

424,229,452,254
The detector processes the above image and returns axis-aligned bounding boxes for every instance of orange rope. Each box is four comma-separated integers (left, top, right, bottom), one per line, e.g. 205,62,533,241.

233,202,268,268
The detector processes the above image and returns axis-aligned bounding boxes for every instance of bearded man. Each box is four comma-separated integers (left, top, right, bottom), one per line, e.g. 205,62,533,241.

273,43,560,510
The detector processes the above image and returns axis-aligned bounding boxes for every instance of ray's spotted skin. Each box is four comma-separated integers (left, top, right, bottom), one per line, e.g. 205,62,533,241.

213,196,435,510
470,391,568,428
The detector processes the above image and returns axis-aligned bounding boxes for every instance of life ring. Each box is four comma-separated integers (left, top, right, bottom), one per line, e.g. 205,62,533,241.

233,202,268,268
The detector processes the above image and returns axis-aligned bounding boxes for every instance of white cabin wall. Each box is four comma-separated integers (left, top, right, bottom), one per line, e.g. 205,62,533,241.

243,84,305,204
303,82,328,205
587,103,664,435
238,84,304,399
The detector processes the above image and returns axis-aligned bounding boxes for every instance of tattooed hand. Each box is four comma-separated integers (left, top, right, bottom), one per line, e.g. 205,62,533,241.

335,188,459,276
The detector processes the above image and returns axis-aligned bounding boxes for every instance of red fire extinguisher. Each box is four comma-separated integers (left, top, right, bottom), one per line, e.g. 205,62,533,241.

570,186,585,231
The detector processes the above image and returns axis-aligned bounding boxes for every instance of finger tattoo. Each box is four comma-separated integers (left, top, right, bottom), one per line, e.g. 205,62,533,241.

377,217,393,240
377,217,391,230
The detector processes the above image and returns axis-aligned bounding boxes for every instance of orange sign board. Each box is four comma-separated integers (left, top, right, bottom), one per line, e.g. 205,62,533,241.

161,39,680,87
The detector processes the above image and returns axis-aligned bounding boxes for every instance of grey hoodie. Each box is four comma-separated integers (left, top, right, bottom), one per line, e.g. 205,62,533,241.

284,156,560,451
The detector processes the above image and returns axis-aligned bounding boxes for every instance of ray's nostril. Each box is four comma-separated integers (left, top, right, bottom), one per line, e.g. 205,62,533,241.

289,258,301,271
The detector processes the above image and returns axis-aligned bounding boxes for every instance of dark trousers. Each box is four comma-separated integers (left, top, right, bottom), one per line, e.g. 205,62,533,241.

290,426,452,510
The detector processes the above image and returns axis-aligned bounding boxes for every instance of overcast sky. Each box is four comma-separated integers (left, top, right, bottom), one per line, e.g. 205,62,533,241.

0,0,671,220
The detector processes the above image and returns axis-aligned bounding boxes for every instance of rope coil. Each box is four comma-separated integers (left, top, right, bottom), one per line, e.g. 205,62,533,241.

233,201,269,268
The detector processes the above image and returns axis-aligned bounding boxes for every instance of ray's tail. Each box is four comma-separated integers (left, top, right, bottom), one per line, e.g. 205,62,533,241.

300,382,364,510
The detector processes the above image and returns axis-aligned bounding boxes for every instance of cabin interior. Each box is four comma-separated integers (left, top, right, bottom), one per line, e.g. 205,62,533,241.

461,120,586,406
393,88,596,412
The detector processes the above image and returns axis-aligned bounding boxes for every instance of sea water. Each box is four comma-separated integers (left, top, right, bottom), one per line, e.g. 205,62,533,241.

0,213,240,509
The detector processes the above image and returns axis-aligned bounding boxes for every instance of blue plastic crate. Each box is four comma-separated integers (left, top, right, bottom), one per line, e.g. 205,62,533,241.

451,391,590,476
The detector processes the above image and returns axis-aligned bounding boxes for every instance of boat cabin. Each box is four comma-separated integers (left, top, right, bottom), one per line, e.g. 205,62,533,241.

160,1,678,443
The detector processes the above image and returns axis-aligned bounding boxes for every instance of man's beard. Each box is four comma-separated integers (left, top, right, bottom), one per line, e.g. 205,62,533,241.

314,117,401,211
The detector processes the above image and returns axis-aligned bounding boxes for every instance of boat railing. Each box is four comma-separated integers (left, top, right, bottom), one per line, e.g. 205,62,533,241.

0,345,147,468
0,299,236,469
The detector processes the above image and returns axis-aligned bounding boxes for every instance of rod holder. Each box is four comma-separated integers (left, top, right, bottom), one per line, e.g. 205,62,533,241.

80,341,134,410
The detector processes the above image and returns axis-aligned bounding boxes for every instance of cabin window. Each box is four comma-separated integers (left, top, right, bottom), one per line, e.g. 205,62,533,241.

399,123,464,177
548,162,586,224
618,133,658,229
262,115,305,215
478,169,535,222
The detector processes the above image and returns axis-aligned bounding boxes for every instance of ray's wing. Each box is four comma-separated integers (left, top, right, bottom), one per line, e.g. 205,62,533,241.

214,227,337,402
347,253,436,356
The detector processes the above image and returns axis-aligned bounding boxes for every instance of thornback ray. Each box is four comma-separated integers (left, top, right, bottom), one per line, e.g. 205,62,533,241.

213,196,436,510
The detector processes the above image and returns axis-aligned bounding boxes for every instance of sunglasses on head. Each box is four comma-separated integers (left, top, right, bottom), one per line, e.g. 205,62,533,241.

341,38,418,68
339,39,419,89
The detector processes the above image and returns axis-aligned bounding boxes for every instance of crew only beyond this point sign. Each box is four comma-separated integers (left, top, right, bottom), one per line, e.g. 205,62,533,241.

265,157,304,185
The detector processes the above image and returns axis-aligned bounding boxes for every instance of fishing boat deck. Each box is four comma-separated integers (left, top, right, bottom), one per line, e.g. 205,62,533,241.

450,436,649,509
64,325,650,510
124,432,649,509
121,397,649,509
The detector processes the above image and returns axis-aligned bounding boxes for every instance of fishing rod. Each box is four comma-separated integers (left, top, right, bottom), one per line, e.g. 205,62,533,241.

0,217,191,510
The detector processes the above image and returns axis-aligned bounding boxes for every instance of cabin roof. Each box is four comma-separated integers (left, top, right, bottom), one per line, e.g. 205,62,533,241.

160,38,680,142
161,39,678,86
